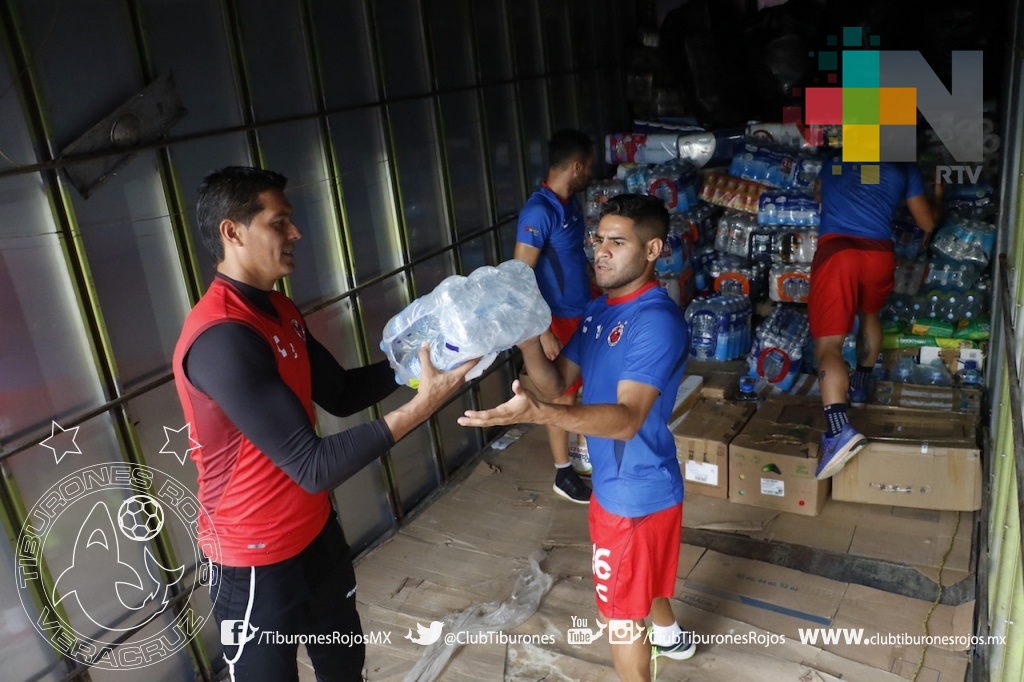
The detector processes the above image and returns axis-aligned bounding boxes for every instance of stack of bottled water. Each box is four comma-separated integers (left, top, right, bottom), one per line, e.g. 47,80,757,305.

622,159,700,214
893,259,928,295
691,245,718,296
714,210,759,258
882,288,989,327
923,258,981,290
891,217,927,259
679,202,722,247
584,179,626,218
748,222,775,264
930,217,997,267
771,228,818,264
757,191,820,226
655,220,693,306
944,182,996,221
728,140,822,190
769,264,811,303
748,305,810,387
683,294,752,362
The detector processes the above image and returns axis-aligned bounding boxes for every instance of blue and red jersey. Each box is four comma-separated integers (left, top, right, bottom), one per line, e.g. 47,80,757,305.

562,282,689,518
516,184,590,318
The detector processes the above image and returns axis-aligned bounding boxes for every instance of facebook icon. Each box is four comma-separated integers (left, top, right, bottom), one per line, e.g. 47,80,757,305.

221,619,256,646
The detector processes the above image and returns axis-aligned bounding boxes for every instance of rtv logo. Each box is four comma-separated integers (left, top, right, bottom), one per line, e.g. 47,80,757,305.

798,26,984,182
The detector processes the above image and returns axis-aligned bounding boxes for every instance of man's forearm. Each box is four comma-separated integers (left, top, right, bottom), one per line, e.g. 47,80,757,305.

531,401,641,441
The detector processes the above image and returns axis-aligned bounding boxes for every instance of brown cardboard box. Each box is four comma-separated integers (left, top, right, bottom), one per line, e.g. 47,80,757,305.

833,409,981,511
670,399,756,499
871,381,981,417
729,397,829,516
684,358,748,400
880,345,985,374
670,375,704,422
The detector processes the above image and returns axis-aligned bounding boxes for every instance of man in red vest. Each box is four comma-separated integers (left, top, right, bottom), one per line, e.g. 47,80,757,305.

173,166,475,681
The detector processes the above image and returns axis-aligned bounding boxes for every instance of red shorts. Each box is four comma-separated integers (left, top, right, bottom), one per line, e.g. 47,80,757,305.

589,497,682,620
550,315,583,395
808,235,895,339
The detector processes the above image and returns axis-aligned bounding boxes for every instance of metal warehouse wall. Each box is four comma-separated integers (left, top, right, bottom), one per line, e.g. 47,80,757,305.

985,2,1024,680
0,1,637,679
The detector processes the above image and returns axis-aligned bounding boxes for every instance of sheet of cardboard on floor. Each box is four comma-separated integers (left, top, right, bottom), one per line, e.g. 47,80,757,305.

833,409,981,512
828,583,972,681
729,397,829,516
679,550,970,680
671,399,757,499
682,495,974,587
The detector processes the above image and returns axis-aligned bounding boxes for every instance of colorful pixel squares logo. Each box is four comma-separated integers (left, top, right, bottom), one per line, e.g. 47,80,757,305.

790,26,983,174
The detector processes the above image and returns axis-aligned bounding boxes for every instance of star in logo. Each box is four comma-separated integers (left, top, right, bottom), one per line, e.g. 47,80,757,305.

40,421,82,465
160,424,201,466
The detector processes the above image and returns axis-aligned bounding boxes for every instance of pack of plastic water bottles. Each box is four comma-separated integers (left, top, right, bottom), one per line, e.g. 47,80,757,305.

380,260,551,386
747,305,811,389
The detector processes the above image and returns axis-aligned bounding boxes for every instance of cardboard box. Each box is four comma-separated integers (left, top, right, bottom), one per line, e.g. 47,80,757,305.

920,345,986,374
670,399,756,499
729,398,829,516
880,345,985,374
684,358,747,400
833,409,981,511
670,375,704,422
871,381,981,417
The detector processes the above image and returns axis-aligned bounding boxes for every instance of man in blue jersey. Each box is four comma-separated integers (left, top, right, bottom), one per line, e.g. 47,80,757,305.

515,129,595,504
464,194,696,681
810,160,940,479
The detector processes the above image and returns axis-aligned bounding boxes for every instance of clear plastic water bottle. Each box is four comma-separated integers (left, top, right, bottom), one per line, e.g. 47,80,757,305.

842,334,858,369
737,375,760,406
963,289,985,320
686,303,717,360
925,358,953,387
715,298,733,362
892,357,917,383
956,360,983,387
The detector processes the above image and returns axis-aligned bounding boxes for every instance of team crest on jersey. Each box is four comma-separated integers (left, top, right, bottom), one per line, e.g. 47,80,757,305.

607,322,626,346
291,319,306,341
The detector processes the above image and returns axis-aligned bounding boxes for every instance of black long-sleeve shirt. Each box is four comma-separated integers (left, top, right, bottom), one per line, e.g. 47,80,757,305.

183,274,401,494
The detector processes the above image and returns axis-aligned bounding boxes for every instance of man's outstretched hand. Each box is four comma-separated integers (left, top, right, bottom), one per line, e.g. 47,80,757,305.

457,379,544,428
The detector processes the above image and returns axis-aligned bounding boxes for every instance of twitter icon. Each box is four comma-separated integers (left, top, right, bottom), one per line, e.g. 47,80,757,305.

405,621,444,646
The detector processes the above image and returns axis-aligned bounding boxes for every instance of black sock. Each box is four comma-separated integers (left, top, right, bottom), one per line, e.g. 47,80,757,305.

850,365,873,390
823,403,849,437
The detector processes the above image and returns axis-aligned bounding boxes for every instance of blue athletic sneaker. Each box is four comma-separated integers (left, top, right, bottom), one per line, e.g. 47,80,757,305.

848,385,868,407
816,423,868,479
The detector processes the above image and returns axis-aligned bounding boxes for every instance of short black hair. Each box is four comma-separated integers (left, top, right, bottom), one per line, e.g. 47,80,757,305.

599,194,669,242
196,166,288,263
548,129,593,170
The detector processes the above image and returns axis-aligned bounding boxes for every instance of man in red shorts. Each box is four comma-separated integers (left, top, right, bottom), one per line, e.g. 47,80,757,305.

464,195,697,680
515,129,595,503
810,160,940,479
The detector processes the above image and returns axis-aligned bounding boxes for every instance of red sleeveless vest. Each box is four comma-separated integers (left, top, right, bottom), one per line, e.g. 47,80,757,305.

172,278,330,566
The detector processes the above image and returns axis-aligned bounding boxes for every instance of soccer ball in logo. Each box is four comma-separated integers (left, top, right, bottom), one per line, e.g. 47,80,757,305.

117,495,164,541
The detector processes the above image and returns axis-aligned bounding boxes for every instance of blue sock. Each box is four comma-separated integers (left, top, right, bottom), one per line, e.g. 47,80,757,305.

823,403,849,437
